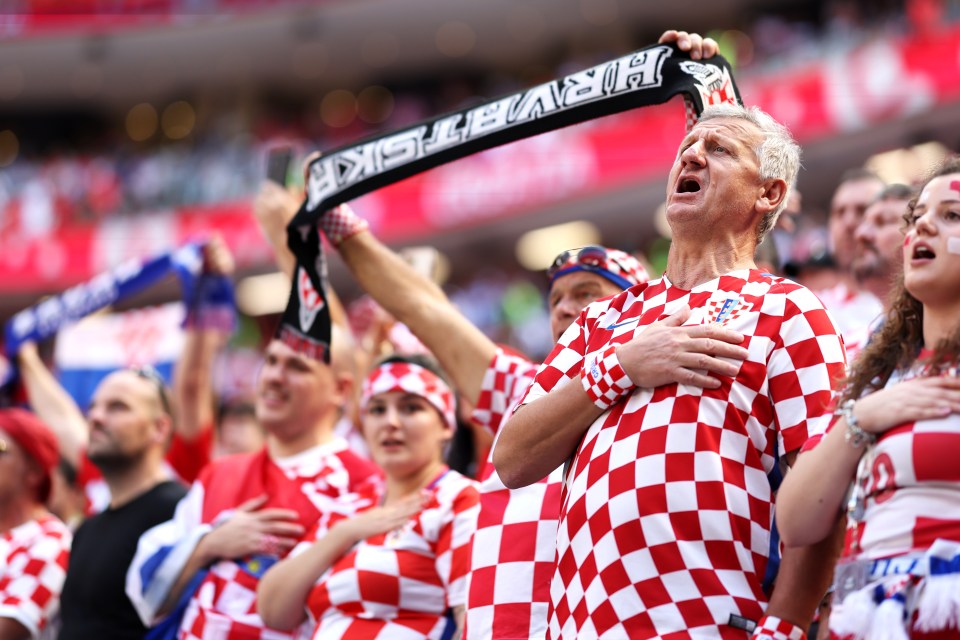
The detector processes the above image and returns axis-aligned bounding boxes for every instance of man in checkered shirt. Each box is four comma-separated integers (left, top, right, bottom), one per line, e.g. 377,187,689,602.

496,104,848,639
0,409,72,640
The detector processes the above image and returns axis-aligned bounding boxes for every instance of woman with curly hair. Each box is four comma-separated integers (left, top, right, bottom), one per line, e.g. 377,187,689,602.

776,158,960,639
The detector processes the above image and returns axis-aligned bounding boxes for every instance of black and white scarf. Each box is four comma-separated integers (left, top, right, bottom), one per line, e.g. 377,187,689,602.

279,42,742,361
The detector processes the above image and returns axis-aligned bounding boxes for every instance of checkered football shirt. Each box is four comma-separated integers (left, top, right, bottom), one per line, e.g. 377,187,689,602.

466,348,559,640
302,469,479,639
520,269,846,639
129,438,381,640
0,515,72,639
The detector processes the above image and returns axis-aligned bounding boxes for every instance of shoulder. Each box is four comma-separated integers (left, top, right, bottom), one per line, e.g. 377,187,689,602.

197,450,262,484
150,480,189,505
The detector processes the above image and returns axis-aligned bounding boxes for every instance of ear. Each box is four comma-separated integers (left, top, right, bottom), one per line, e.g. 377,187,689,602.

333,372,355,408
152,413,174,446
757,178,788,216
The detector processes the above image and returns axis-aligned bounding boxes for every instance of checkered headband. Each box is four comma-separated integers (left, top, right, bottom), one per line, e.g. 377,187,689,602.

548,246,650,291
360,362,457,431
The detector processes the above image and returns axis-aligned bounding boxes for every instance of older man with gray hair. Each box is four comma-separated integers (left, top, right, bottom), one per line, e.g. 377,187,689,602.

496,104,848,639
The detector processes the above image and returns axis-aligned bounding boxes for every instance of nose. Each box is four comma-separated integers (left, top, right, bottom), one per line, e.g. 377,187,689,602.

853,219,872,244
680,139,705,167
913,209,938,236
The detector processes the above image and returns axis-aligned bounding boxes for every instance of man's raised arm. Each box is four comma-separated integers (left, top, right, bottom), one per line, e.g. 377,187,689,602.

253,182,495,405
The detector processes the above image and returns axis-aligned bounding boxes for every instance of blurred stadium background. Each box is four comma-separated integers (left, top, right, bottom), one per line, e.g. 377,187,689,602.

2,0,959,365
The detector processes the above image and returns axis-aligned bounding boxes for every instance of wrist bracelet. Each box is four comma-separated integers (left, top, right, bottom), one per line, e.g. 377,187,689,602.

750,615,806,640
839,399,874,448
581,344,635,410
321,204,369,246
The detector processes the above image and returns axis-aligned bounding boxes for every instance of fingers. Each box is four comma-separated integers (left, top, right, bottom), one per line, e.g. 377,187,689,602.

260,521,306,538
679,350,742,378
302,151,321,185
686,335,749,361
251,508,303,522
659,305,692,327
656,30,715,60
236,495,268,512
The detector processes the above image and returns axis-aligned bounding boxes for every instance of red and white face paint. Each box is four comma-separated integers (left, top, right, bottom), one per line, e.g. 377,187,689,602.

361,361,456,431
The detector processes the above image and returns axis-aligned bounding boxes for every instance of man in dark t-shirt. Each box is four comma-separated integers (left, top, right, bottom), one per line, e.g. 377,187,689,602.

59,368,186,639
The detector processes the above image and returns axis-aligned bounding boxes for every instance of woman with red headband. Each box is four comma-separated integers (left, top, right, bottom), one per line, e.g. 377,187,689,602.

258,354,479,639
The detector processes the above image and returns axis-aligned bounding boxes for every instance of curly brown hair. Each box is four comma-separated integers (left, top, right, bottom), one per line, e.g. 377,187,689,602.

840,157,960,403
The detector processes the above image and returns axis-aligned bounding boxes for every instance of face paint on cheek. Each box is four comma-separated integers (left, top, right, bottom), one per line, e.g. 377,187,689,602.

948,237,960,256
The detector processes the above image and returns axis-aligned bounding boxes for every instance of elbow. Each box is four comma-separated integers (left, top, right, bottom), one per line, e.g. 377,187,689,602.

492,444,529,490
775,507,833,549
256,590,302,632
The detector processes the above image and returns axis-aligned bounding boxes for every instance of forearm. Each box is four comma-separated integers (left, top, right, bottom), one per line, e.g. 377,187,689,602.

174,329,224,440
157,534,219,617
17,346,87,467
776,424,862,547
765,520,845,630
337,231,493,403
494,376,603,488
258,527,355,630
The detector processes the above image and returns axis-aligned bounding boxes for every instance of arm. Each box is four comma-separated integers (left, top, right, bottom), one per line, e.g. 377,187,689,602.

495,306,748,488
0,618,31,640
174,236,235,442
264,189,496,405
252,181,298,280
257,496,423,630
16,341,87,468
776,375,960,547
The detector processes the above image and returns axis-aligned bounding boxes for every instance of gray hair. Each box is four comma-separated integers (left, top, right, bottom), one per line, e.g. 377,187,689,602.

697,104,802,244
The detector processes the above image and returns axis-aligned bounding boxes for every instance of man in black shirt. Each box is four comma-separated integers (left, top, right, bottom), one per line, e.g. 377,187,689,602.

58,367,186,639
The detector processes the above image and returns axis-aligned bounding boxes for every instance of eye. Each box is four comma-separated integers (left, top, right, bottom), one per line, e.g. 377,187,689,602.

945,210,960,221
713,144,728,154
367,404,386,415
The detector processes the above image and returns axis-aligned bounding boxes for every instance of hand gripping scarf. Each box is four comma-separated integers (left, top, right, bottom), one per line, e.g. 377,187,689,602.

279,42,742,361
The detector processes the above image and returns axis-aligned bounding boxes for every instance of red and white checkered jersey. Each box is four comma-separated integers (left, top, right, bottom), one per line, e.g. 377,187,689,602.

833,365,960,561
129,438,381,640
520,269,847,639
815,283,882,363
303,469,479,639
0,515,72,639
466,348,560,640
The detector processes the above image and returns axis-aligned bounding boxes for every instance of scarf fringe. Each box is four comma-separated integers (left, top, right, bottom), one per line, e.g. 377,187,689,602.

831,587,876,639
869,595,909,640
915,573,960,632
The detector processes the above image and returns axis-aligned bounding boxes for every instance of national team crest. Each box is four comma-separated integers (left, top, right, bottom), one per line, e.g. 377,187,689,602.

705,294,751,325
679,61,737,108
297,266,325,331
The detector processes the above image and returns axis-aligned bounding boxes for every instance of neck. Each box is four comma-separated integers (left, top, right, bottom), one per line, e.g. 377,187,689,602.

922,302,960,351
103,456,167,509
384,460,446,505
665,239,756,290
267,413,337,459
0,498,46,533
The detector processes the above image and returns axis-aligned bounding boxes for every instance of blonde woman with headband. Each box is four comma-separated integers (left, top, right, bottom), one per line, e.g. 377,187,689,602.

258,354,479,639
776,158,960,639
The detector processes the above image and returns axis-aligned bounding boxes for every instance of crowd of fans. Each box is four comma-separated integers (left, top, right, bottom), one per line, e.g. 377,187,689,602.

1,23,959,640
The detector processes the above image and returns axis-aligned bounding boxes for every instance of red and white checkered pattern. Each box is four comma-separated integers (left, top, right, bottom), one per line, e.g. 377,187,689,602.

520,269,847,639
751,615,806,639
303,470,479,639
134,438,381,640
581,343,635,410
465,348,559,640
320,204,369,246
0,515,72,638
829,361,960,561
361,362,457,431
814,283,883,363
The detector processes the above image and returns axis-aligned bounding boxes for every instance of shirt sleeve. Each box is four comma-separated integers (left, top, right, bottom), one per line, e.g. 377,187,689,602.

166,426,214,485
125,480,209,626
434,484,480,609
0,523,71,639
518,310,591,409
767,286,847,456
471,348,539,437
